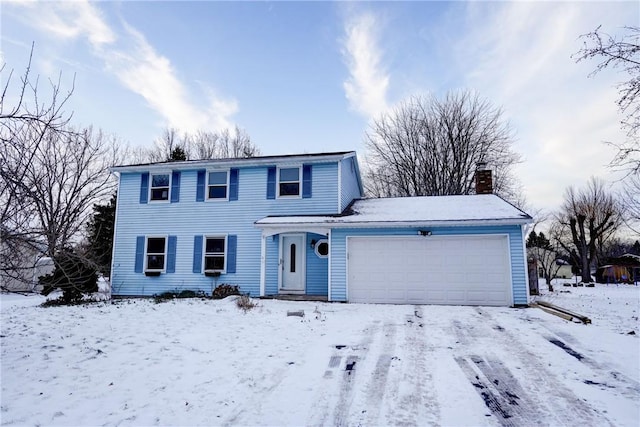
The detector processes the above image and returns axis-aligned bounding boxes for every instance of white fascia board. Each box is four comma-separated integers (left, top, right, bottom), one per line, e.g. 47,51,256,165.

256,218,533,230
260,226,331,237
110,152,353,174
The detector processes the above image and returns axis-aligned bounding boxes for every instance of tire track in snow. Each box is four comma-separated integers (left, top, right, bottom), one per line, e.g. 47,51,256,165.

357,322,397,425
456,354,543,427
519,311,640,395
307,320,381,426
387,306,441,426
458,309,615,426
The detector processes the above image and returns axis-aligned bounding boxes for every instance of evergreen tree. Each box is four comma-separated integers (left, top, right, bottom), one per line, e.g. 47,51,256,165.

169,146,187,161
527,231,552,249
86,193,116,277
40,248,98,303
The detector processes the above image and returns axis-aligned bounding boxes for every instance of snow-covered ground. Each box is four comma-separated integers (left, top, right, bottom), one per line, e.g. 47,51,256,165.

1,285,638,426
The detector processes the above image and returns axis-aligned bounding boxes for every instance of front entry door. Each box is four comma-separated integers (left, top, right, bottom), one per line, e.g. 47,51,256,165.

281,235,305,292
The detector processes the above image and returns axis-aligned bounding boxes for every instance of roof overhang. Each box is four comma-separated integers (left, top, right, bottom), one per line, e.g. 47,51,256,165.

110,151,355,174
255,217,533,233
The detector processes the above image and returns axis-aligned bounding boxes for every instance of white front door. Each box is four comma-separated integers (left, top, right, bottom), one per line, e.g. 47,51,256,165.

281,234,305,292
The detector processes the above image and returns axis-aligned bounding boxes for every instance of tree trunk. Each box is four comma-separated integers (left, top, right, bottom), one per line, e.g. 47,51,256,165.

528,258,540,295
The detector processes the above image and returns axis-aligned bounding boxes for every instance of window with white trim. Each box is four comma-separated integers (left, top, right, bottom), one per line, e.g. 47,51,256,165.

278,167,300,197
204,236,226,272
150,173,170,201
146,237,167,271
207,171,229,200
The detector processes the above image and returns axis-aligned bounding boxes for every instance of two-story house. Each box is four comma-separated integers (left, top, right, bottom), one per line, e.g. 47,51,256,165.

110,151,533,306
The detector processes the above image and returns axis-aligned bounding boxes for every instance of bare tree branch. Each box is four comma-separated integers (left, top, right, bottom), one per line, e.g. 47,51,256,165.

363,90,523,205
555,177,625,282
574,25,640,175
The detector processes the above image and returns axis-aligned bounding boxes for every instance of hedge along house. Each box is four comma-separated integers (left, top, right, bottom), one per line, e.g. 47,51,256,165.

110,151,533,306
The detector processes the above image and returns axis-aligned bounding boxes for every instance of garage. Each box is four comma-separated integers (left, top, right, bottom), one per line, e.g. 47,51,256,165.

347,235,511,306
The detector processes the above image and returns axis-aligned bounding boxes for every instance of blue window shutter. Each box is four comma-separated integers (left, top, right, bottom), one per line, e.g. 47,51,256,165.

134,236,145,273
139,173,149,204
196,170,206,202
266,167,276,199
166,236,177,273
229,168,239,201
193,235,203,273
170,171,180,203
302,164,312,198
227,235,237,274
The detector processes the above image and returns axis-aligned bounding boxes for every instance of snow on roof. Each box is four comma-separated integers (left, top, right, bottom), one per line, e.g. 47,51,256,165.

256,194,533,228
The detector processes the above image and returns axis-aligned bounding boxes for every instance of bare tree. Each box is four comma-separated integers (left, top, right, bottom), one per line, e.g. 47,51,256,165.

574,25,640,175
190,126,259,159
527,230,565,292
24,126,120,259
141,125,260,162
621,175,640,234
364,91,522,205
144,127,188,162
555,177,624,283
1,44,76,291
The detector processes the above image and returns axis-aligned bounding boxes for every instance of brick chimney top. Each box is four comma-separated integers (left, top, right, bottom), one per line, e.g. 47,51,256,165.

475,162,493,194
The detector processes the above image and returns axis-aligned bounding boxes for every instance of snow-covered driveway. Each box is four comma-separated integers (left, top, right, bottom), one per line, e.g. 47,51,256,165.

1,286,638,426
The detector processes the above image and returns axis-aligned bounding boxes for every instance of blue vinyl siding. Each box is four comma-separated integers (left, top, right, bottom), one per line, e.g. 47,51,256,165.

111,162,341,297
265,236,279,295
329,225,528,305
305,233,328,295
340,156,363,212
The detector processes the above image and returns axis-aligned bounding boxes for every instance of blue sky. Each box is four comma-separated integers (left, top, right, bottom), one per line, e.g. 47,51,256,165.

1,1,637,213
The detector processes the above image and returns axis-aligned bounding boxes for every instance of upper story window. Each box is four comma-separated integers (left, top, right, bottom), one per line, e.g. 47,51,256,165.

146,236,167,272
150,173,170,201
208,171,229,200
204,236,226,272
278,167,300,197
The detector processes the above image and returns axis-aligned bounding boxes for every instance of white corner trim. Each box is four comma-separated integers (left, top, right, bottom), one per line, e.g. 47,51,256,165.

260,235,266,296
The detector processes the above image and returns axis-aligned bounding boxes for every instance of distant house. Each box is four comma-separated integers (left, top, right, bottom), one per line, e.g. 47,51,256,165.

0,232,53,293
596,254,640,285
109,151,533,306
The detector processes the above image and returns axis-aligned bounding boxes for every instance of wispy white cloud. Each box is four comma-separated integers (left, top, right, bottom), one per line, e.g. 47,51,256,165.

452,2,631,212
8,0,237,134
104,23,237,132
13,0,115,48
341,11,389,119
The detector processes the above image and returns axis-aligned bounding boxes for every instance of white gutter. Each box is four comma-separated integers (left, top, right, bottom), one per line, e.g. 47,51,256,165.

255,218,534,230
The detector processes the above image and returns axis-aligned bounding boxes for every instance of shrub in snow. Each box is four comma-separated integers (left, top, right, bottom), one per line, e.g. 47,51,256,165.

212,284,240,299
39,249,98,304
236,294,257,312
153,289,206,303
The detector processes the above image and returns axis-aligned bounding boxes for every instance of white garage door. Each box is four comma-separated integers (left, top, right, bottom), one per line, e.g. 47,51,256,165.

347,235,511,306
